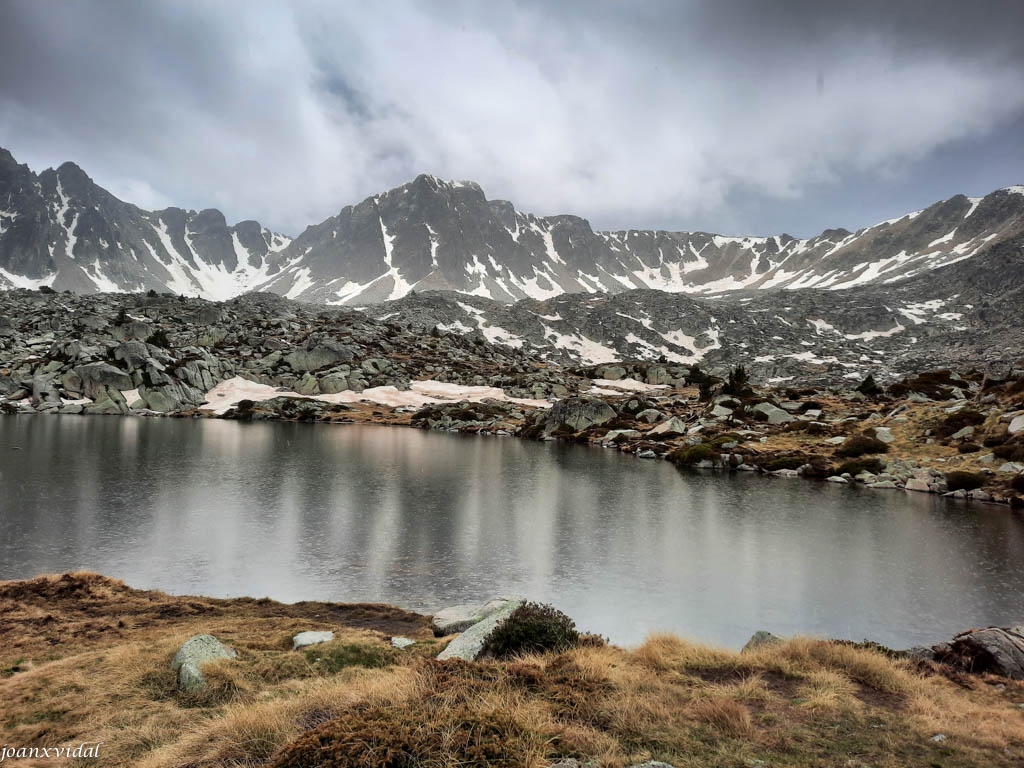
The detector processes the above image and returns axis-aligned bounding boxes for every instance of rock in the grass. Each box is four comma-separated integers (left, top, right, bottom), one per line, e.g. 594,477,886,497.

432,596,521,636
751,401,794,425
872,426,896,444
939,626,1024,679
628,762,679,767
391,636,416,649
171,634,238,691
648,416,690,436
292,631,335,650
742,630,782,653
436,599,525,661
1008,415,1024,435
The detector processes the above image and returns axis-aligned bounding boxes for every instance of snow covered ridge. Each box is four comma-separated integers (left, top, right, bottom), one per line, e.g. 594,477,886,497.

1,146,1021,302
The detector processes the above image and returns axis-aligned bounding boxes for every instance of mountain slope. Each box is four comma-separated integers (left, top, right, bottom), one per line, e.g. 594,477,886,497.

1,146,1022,307
261,174,1024,305
0,149,291,297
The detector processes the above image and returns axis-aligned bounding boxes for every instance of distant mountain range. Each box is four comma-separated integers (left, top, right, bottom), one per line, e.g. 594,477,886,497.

2,146,1022,306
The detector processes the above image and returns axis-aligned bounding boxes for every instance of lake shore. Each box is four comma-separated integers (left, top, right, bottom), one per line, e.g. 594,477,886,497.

2,571,1023,767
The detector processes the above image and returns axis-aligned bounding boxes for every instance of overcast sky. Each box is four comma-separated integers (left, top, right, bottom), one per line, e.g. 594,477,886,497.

2,0,1023,238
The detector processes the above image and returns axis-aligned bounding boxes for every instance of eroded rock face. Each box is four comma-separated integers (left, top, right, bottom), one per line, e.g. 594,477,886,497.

171,634,238,691
939,626,1024,679
543,396,616,435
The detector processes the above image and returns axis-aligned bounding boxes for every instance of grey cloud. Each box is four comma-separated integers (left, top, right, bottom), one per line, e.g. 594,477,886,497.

1,0,1022,237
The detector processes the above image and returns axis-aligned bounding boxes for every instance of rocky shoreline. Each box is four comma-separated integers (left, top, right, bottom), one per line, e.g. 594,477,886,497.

3,288,1023,507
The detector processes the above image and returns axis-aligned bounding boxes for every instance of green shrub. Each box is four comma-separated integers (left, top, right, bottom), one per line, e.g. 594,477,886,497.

146,328,171,348
765,456,804,471
482,602,579,659
945,471,986,492
836,458,885,476
722,365,752,397
935,409,985,439
668,443,715,466
836,435,889,458
855,374,882,397
992,441,1024,461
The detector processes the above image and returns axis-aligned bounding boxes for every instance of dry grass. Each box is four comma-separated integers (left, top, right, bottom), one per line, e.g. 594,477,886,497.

2,574,1024,767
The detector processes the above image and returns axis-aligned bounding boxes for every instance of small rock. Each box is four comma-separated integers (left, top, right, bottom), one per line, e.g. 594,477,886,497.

930,733,947,743
391,637,416,649
826,475,848,484
172,634,238,691
742,630,782,653
293,631,334,650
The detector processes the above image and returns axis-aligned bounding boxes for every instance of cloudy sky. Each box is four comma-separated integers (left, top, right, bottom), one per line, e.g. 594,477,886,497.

2,0,1023,238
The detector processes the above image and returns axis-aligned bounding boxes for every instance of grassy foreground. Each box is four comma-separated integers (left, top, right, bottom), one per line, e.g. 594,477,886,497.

1,573,1022,767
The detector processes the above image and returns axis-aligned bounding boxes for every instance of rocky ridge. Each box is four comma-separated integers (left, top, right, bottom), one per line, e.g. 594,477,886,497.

2,146,1023,310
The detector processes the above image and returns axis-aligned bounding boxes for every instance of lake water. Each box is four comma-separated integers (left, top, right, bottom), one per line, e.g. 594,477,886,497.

2,416,1023,648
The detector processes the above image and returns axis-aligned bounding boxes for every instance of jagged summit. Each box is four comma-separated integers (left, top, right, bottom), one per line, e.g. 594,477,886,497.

1,145,1022,305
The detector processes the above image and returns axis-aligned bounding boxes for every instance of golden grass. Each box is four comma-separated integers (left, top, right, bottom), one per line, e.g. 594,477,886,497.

3,574,1024,767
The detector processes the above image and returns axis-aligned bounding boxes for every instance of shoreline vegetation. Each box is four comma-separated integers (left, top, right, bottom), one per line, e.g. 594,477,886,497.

1,572,1023,767
1,290,1023,509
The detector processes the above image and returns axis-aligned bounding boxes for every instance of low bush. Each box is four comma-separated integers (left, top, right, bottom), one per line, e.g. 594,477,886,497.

944,471,986,492
957,443,981,454
855,374,882,397
935,409,985,439
992,441,1024,462
482,602,579,659
146,328,171,348
765,456,804,471
836,435,889,458
668,443,716,466
836,458,885,476
1011,474,1024,494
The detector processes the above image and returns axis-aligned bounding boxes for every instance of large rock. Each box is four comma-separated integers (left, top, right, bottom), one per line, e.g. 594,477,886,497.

751,401,794,425
171,634,238,691
543,396,616,435
74,361,132,399
432,597,521,636
940,626,1024,679
436,599,525,661
1009,415,1024,435
283,341,355,372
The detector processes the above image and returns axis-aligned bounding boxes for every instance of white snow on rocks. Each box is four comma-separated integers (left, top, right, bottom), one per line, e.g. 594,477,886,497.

201,377,550,416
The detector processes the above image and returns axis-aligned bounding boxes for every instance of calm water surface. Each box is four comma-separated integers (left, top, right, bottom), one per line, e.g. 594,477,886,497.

2,416,1022,648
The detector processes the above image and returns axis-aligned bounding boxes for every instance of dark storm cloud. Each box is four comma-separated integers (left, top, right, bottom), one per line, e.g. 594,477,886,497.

1,0,1022,237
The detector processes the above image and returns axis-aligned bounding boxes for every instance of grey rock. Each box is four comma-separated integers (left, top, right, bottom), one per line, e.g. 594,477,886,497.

391,637,416,649
432,597,522,636
171,634,238,691
742,630,782,653
543,396,616,435
292,630,334,650
1009,415,1024,435
751,401,794,424
648,416,689,436
436,599,525,661
945,626,1024,679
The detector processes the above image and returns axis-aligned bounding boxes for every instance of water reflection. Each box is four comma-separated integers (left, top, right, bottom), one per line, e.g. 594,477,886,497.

1,416,1022,647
